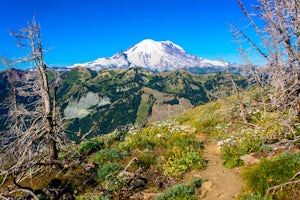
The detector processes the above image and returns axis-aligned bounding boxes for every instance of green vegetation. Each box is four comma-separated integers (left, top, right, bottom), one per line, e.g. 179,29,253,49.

55,68,247,138
163,98,179,105
67,85,299,199
120,121,206,176
242,152,300,199
92,148,124,165
77,138,103,154
221,129,262,168
156,183,198,200
1,68,299,200
97,163,123,182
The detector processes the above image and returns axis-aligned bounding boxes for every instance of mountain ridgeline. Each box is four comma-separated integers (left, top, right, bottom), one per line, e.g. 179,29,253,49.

0,67,248,141
70,39,244,73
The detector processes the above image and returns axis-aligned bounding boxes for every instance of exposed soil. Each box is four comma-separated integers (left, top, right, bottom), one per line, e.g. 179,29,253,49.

200,142,243,199
185,140,244,200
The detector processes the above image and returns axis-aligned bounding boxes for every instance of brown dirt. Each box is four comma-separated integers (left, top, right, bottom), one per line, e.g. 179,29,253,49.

186,141,244,200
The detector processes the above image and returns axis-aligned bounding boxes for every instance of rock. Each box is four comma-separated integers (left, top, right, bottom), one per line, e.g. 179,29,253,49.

142,192,159,200
200,190,208,198
240,153,260,165
202,181,213,191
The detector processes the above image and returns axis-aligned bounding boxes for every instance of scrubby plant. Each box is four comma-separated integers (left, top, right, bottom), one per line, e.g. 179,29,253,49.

97,163,123,182
242,152,300,197
119,125,165,151
220,129,262,168
156,183,198,200
78,138,103,154
92,148,124,165
106,174,126,192
0,175,4,184
163,150,206,176
189,177,204,189
136,150,156,168
259,144,273,153
240,193,273,200
119,121,205,176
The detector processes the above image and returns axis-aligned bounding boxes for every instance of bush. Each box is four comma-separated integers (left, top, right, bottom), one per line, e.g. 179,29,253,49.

137,150,156,168
106,175,126,192
156,184,198,200
97,163,122,182
92,148,123,165
120,121,205,176
220,129,262,168
240,193,273,200
189,177,203,189
78,138,102,154
163,150,206,176
242,152,300,197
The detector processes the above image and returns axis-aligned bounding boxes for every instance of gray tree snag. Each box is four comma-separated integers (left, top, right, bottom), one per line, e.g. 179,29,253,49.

0,18,64,180
235,0,300,112
235,0,300,195
27,20,58,162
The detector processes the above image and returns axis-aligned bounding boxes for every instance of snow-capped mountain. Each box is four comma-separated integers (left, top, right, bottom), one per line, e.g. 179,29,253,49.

71,39,230,72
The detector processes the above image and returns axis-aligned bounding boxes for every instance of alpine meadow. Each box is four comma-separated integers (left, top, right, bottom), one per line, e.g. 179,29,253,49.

0,0,299,200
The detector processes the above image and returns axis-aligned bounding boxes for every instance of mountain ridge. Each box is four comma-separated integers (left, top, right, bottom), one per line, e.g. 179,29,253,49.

71,39,233,72
0,67,248,139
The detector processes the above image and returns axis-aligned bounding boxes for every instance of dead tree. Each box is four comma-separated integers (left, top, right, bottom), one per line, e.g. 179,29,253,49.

234,0,300,195
234,0,300,112
0,19,65,181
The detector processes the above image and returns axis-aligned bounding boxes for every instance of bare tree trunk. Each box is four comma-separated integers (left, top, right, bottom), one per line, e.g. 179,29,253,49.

31,20,58,161
0,18,61,172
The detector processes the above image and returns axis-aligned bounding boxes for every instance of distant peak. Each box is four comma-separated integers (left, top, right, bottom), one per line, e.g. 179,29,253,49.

140,39,156,43
70,38,230,72
135,39,180,47
129,39,185,53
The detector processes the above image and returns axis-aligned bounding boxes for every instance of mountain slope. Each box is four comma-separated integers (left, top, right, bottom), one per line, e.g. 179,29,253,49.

71,39,232,72
58,67,247,140
1,84,299,200
0,67,248,139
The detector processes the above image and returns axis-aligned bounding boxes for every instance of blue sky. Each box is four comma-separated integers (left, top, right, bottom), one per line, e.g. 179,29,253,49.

0,0,258,69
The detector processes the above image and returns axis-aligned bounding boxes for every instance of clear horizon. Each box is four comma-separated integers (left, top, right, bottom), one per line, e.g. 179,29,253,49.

0,0,263,69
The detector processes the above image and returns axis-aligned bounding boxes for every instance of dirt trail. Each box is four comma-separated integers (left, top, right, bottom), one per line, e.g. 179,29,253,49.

200,142,243,199
186,141,244,200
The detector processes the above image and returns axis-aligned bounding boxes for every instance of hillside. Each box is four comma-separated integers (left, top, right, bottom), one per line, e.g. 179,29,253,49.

1,88,299,200
0,67,247,139
0,67,247,141
58,67,248,140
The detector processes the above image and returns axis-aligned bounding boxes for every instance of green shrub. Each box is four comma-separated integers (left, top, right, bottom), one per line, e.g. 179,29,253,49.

137,150,156,168
92,148,123,165
259,144,273,153
156,184,198,200
220,129,262,168
106,175,126,192
163,150,206,176
240,193,273,200
189,177,203,189
97,163,122,182
120,121,205,176
243,152,300,196
78,138,102,154
221,141,245,168
119,126,164,151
